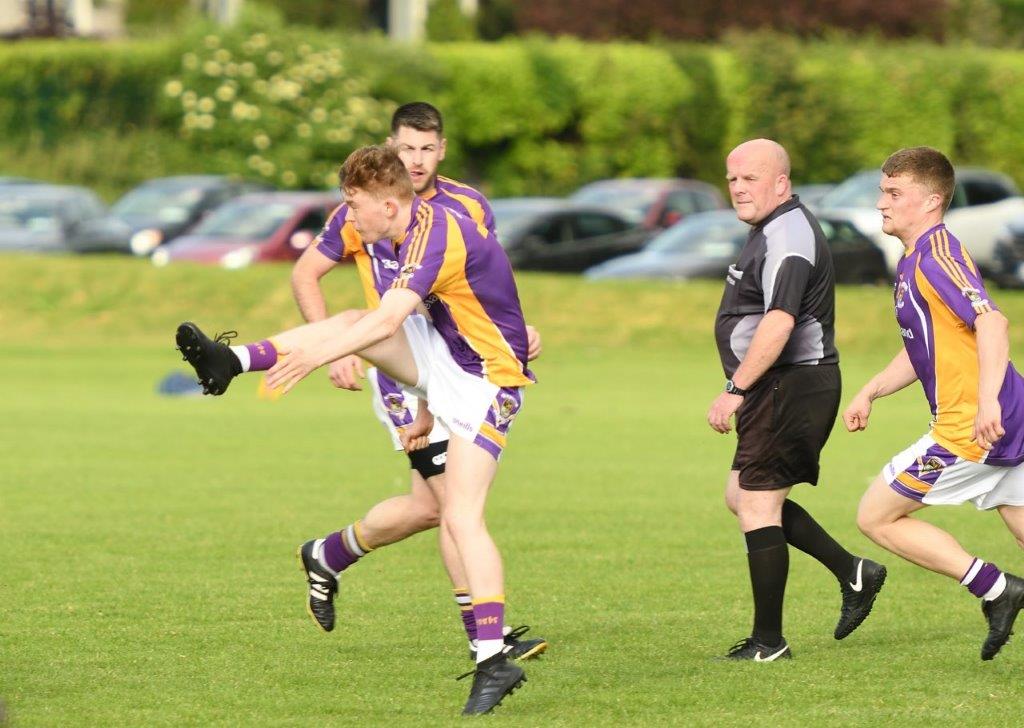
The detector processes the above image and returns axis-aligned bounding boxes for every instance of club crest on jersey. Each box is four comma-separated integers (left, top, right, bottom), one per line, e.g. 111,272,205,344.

895,278,909,310
960,286,987,308
916,456,946,475
492,393,520,427
384,393,407,417
399,263,421,281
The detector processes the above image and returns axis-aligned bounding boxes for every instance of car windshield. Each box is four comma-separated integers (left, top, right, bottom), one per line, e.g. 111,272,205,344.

818,172,881,209
491,202,557,245
191,200,296,238
645,214,746,255
570,183,662,224
112,185,206,222
0,195,62,232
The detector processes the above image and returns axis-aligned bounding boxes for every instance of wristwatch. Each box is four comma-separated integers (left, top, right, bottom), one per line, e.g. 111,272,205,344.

725,379,748,396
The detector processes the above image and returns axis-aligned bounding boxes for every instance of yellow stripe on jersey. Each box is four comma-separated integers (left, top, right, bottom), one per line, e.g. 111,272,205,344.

929,233,967,291
353,247,380,307
434,211,531,386
914,266,986,462
398,204,433,289
939,229,973,290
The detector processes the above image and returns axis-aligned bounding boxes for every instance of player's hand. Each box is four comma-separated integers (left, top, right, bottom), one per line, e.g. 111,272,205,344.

400,407,434,453
843,393,873,432
707,392,743,434
973,398,1004,451
526,325,542,361
265,346,317,394
328,355,365,391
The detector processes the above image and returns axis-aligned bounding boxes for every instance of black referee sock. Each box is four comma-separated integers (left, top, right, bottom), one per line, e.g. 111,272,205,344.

745,525,788,648
782,499,856,582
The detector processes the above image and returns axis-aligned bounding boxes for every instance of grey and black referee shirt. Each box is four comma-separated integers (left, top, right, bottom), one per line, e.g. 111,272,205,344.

714,195,839,379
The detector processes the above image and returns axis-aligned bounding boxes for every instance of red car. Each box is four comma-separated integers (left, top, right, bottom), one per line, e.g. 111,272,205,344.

569,177,726,231
152,191,341,268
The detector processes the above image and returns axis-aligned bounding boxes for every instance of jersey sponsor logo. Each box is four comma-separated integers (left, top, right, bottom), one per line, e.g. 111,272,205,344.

399,262,421,280
961,286,982,303
900,327,915,340
492,393,520,427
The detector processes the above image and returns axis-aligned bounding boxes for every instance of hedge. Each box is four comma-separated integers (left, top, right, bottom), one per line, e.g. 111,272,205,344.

1,22,1023,200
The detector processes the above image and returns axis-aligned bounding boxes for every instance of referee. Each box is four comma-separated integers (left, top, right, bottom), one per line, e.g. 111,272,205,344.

707,138,886,660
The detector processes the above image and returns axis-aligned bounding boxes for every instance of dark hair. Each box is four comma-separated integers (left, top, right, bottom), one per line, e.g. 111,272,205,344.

338,145,414,202
391,101,443,135
881,146,956,211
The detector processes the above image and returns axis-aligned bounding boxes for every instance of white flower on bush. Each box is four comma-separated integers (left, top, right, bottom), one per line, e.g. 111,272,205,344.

197,114,216,130
197,97,216,113
310,107,327,124
239,62,256,78
259,160,276,176
164,79,183,97
266,51,284,66
183,52,198,70
203,61,221,77
224,62,238,77
216,85,237,102
247,154,263,169
253,133,271,150
214,49,232,63
281,170,297,186
296,123,312,138
204,34,220,49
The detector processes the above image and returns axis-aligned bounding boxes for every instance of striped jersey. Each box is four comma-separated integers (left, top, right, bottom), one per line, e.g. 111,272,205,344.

391,197,533,387
895,223,1024,465
314,176,495,306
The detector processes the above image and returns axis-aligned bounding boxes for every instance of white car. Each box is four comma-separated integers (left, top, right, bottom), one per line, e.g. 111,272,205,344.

817,169,1024,276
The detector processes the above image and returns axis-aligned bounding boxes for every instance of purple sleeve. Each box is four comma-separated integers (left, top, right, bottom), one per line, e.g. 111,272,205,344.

920,250,998,328
480,196,497,239
314,204,347,262
394,216,449,300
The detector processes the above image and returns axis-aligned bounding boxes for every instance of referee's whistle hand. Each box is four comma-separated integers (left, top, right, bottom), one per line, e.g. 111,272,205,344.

707,392,742,434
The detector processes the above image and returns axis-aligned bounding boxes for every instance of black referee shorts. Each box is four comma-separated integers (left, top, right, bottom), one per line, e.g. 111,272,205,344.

732,364,841,491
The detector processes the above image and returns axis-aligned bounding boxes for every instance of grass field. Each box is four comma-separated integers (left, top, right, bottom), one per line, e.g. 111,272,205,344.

4,255,1024,726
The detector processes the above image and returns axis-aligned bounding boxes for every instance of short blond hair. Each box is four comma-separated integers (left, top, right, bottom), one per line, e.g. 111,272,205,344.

338,145,414,202
882,147,955,211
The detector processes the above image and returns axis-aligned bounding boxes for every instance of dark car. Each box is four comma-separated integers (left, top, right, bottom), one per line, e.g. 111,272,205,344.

491,197,649,272
569,177,726,230
0,184,131,254
112,175,273,256
152,191,339,268
586,206,888,284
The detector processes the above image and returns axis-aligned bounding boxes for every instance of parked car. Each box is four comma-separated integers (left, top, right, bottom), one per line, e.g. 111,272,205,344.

792,183,836,212
0,176,42,186
569,177,726,230
0,184,131,254
112,175,273,256
992,213,1024,288
817,168,1024,276
585,208,888,284
490,197,649,272
151,191,339,268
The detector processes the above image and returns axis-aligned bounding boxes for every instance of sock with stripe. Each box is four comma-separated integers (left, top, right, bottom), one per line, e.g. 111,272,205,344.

229,340,278,372
454,588,478,647
745,526,788,648
318,521,373,575
472,596,505,663
961,558,1007,601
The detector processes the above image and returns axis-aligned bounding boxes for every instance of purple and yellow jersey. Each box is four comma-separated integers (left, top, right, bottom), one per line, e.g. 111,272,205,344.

895,223,1024,465
314,177,495,308
391,198,533,387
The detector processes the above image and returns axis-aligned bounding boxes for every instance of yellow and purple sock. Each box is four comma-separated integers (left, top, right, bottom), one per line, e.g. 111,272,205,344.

229,339,278,372
453,587,477,643
319,521,373,574
472,595,505,662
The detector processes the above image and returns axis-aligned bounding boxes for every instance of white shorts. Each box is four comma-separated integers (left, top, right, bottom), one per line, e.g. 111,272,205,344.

367,365,450,451
884,433,1024,510
401,314,524,459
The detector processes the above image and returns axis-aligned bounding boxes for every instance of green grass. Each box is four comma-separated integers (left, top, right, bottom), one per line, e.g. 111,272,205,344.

4,256,1024,726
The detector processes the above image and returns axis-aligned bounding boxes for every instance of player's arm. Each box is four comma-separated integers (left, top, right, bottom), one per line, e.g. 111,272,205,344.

266,288,422,393
400,398,435,453
291,235,365,390
974,309,1010,449
526,324,542,361
843,349,918,432
291,245,338,322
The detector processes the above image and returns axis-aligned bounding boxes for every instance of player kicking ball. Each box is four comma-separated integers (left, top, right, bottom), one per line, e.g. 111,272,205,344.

177,144,535,714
